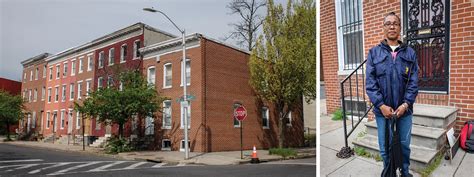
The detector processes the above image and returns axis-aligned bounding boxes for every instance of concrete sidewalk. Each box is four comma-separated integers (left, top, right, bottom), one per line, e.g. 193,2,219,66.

0,136,315,166
320,100,473,177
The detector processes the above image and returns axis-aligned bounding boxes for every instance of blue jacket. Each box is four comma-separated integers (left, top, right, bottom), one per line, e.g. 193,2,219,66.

366,40,419,117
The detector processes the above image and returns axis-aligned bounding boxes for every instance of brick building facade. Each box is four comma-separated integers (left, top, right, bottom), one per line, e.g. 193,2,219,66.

322,0,474,132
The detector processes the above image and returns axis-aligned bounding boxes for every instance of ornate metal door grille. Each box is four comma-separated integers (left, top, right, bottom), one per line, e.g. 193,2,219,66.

403,0,450,92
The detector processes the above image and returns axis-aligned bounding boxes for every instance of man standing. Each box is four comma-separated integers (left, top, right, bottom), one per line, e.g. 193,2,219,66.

366,12,419,177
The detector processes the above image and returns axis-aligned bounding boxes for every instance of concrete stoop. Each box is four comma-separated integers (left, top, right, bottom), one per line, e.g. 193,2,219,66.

90,136,110,148
353,104,458,171
42,134,55,143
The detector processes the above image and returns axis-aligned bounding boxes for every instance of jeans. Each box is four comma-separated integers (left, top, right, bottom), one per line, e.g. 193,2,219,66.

376,114,412,176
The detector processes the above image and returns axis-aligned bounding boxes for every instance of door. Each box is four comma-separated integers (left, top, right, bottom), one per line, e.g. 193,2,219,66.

53,112,57,133
27,114,31,133
403,0,450,92
67,111,73,134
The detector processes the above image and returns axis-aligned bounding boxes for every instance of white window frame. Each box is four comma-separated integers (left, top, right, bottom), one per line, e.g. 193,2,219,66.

47,87,52,103
98,77,103,89
54,86,59,102
335,0,365,75
162,139,171,151
180,59,191,87
108,48,115,66
145,115,154,135
163,63,172,89
147,66,156,86
120,44,127,63
133,40,140,59
180,140,190,152
98,51,104,68
30,70,33,81
77,81,83,100
286,111,292,127
262,107,270,129
180,104,191,129
23,72,26,82
61,85,67,102
43,66,47,78
41,87,45,101
76,111,81,129
71,59,76,76
35,68,39,80
46,111,50,129
86,79,92,97
69,83,75,101
79,57,84,73
60,109,65,129
63,62,68,78
56,65,60,79
32,111,36,128
107,76,113,87
33,88,37,102
87,54,93,71
28,89,31,102
49,67,53,80
162,100,172,129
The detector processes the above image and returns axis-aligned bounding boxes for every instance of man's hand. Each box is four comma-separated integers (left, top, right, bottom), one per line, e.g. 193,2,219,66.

395,103,408,118
380,104,394,119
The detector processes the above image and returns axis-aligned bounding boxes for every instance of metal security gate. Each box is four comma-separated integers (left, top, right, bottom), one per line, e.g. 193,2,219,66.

403,0,450,92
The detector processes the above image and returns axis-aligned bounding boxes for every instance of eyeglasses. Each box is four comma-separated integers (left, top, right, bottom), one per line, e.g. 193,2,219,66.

384,22,400,27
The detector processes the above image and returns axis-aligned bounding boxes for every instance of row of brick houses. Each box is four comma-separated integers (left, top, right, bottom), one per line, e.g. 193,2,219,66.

19,22,305,152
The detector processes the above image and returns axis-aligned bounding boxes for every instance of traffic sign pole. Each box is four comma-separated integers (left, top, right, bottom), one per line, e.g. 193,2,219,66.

240,120,243,159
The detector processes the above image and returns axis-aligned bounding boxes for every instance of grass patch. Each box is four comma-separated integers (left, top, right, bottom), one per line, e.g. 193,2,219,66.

354,147,383,162
332,108,346,121
269,148,298,159
416,153,444,177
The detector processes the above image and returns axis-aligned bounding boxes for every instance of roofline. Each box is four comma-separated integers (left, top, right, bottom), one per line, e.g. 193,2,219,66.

21,53,52,66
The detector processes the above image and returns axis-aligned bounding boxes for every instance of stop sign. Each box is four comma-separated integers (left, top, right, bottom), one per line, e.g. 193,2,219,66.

234,105,247,121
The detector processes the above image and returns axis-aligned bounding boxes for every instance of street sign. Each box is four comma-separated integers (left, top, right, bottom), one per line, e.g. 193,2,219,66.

176,95,196,103
234,105,247,121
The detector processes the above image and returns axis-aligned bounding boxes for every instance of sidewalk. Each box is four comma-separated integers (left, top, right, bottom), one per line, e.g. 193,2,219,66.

320,99,473,177
0,136,315,166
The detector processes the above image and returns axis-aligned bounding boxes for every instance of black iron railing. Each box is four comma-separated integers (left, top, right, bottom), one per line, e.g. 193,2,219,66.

336,60,373,158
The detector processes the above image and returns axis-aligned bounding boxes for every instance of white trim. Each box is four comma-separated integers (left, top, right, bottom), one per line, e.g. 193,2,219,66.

55,64,60,80
78,57,84,73
179,140,190,152
163,63,172,89
46,111,50,129
71,59,76,76
286,111,292,127
262,107,270,129
120,43,127,63
41,86,45,101
143,44,201,61
54,86,59,102
76,111,81,129
48,67,53,81
43,65,47,78
69,83,75,101
98,51,104,68
62,62,68,78
47,87,52,103
61,84,67,102
180,59,191,87
60,109,65,129
77,80,83,100
180,104,191,129
162,139,171,151
147,66,156,86
108,47,115,66
162,100,172,129
133,39,141,59
87,54,93,72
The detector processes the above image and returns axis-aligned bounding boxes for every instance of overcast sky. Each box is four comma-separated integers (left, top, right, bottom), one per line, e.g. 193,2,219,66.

1,0,282,81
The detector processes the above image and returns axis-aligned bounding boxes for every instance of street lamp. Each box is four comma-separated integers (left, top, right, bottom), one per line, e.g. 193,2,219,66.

143,7,190,160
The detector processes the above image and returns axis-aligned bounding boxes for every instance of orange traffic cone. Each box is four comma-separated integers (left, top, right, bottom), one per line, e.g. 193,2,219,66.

251,145,260,164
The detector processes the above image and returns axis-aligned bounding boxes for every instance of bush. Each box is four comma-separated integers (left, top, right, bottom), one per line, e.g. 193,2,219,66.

269,148,298,159
332,108,346,121
304,134,316,147
105,137,133,154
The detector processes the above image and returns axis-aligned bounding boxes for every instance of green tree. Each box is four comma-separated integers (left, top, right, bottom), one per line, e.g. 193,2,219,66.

249,0,316,148
0,90,26,141
74,70,163,139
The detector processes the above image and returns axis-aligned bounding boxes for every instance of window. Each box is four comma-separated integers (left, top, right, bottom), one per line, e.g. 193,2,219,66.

107,76,113,87
23,72,26,82
286,111,292,127
35,68,39,80
162,139,171,151
120,44,127,62
97,77,103,89
77,81,82,99
56,65,60,79
30,70,33,81
87,55,93,71
262,107,269,128
49,67,53,80
32,111,36,128
46,112,50,129
98,51,104,68
147,66,156,86
28,89,32,102
163,100,171,129
86,79,92,96
76,111,81,129
43,66,46,78
55,86,59,102
145,115,154,135
63,62,68,77
336,0,364,71
48,88,52,103
79,57,84,73
181,59,191,86
41,87,45,101
33,88,37,102
180,105,191,129
108,48,115,66
133,40,141,58
60,110,65,129
61,85,66,102
180,140,190,152
69,83,74,100
71,60,76,76
163,63,172,88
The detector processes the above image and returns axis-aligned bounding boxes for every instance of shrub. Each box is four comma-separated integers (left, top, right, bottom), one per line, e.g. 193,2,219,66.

269,148,298,159
105,137,133,154
332,108,346,121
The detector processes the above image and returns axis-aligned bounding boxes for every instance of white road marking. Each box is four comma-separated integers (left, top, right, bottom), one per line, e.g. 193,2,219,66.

151,163,167,168
28,162,72,174
5,164,40,172
0,159,43,163
122,162,148,169
87,161,127,172
0,164,23,169
48,161,101,175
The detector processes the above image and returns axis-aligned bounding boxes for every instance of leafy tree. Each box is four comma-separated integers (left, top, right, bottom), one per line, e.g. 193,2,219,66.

225,0,266,51
74,70,163,139
249,0,316,148
0,90,26,141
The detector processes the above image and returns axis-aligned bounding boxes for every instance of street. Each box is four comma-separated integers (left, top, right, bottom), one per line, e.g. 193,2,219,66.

0,143,316,176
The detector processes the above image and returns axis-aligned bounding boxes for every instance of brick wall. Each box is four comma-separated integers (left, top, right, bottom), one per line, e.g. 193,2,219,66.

21,61,47,135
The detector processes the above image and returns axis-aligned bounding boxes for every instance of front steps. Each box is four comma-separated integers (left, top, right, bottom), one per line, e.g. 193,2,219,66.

90,135,111,148
353,104,458,170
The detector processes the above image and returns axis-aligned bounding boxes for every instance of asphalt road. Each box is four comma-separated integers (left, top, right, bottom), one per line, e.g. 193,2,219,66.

0,143,316,177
